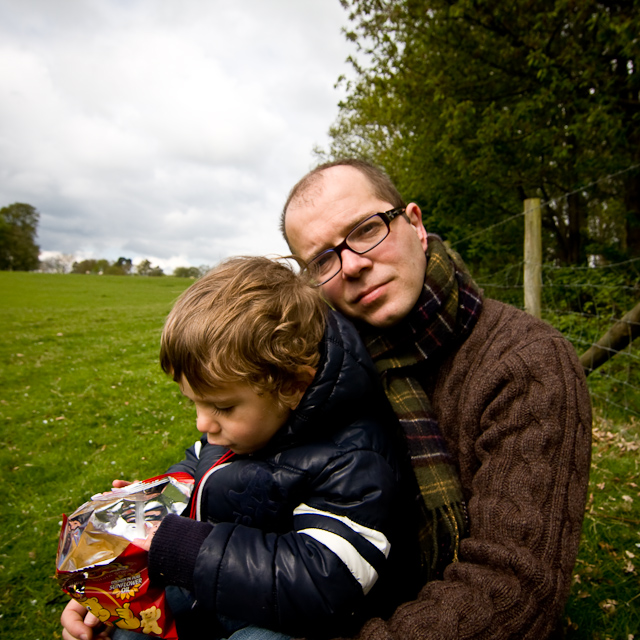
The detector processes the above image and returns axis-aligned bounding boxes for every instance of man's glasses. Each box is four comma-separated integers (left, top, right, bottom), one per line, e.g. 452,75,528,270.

306,207,407,286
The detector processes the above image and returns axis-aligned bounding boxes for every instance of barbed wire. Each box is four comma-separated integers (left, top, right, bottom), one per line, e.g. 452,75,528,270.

450,162,640,248
474,257,640,274
545,283,639,293
543,256,640,271
589,392,640,417
453,166,640,425
450,210,525,247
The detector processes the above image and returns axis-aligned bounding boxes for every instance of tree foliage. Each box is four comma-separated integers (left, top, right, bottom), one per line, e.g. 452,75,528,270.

71,257,136,275
135,259,164,277
0,203,40,271
68,257,166,276
39,254,75,274
72,258,111,275
173,266,203,278
114,257,133,275
326,0,640,267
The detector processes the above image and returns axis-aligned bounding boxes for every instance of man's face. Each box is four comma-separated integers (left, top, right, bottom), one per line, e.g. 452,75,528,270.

285,166,428,328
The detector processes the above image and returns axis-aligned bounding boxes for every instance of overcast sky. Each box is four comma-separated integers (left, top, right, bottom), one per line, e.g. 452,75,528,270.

0,0,356,272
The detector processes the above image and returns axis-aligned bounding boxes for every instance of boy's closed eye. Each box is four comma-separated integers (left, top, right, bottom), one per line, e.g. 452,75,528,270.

179,386,235,414
208,404,234,415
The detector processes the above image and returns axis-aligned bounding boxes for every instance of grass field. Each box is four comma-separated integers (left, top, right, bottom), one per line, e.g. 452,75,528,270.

0,272,638,639
0,272,195,639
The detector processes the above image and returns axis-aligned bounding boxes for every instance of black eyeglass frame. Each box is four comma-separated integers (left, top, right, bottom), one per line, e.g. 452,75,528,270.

307,207,407,286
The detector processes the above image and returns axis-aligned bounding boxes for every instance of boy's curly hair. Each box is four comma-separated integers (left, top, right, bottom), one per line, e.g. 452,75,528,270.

160,256,326,408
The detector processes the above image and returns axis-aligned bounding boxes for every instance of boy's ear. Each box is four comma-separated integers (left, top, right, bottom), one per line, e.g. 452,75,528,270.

284,365,317,410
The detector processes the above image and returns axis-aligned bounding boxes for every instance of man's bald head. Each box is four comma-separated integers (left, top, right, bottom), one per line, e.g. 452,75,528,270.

280,158,404,252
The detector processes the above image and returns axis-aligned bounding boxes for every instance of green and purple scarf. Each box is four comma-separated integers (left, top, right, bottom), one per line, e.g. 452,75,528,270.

361,235,483,578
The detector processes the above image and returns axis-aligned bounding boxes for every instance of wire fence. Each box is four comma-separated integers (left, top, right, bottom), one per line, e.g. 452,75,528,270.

480,259,639,420
448,172,640,424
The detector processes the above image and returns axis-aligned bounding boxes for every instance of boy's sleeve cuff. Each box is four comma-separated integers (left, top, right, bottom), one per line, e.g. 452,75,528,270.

148,513,213,591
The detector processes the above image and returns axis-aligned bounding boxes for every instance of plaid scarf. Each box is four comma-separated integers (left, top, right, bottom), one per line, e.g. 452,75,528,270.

361,235,483,578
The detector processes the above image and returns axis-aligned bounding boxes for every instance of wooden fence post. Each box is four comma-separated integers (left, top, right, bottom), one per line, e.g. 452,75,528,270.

579,300,640,375
524,198,542,318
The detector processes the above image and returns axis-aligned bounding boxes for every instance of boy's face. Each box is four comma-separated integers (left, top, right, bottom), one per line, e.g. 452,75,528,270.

179,378,294,454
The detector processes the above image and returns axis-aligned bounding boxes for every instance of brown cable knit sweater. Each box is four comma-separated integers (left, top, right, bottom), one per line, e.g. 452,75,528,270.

335,299,592,640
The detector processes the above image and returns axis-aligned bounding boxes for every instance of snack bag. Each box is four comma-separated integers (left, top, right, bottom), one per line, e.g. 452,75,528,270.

56,473,194,639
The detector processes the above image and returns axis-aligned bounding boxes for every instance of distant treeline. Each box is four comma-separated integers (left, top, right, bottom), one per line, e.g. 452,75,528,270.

38,255,208,278
1,202,207,278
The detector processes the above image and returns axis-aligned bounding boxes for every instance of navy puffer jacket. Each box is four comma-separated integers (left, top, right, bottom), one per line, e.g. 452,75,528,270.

149,311,422,638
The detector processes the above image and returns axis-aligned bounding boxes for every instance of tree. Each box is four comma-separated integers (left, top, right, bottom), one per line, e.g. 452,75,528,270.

71,259,110,274
327,0,640,267
39,253,75,274
173,266,202,278
104,257,133,275
136,259,164,277
69,257,134,275
0,203,40,271
114,257,133,275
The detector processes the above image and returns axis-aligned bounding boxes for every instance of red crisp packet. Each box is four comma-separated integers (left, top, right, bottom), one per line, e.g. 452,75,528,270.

56,473,194,639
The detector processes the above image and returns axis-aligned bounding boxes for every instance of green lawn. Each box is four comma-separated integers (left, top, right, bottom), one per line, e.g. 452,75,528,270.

0,272,195,639
0,272,638,639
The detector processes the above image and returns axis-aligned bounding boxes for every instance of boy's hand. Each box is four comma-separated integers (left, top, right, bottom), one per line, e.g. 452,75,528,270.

112,479,134,489
132,521,159,552
90,480,135,501
61,599,112,640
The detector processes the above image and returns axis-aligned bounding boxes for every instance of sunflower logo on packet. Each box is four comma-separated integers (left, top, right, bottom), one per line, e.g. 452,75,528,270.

111,573,143,600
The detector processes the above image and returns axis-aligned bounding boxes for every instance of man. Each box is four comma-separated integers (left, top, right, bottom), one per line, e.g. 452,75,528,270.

281,158,592,639
62,158,591,640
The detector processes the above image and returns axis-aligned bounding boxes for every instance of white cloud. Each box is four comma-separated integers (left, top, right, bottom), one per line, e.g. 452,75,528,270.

0,0,354,271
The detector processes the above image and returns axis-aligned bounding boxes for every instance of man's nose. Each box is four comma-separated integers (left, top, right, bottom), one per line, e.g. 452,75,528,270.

340,247,372,277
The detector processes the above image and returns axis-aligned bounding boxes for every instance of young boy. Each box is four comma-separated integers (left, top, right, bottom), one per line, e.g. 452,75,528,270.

62,256,422,640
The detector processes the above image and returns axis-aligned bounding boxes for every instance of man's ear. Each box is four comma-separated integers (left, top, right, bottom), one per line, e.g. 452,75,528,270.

283,365,317,410
405,202,428,251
